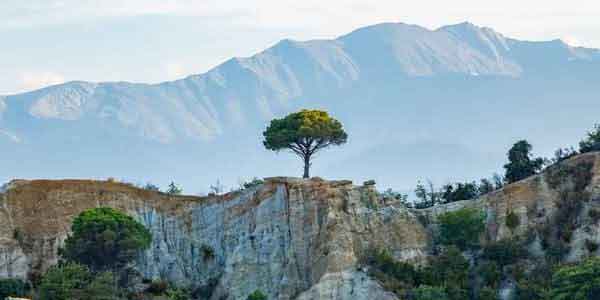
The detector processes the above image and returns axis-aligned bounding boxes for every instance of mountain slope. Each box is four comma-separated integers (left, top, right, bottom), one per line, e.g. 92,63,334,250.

1,22,599,191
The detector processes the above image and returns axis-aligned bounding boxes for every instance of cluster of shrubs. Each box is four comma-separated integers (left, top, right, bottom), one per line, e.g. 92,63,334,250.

411,177,504,209
407,123,600,209
363,208,485,300
365,203,600,300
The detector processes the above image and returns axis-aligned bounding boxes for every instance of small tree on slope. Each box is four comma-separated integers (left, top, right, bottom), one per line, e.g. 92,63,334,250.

504,140,544,184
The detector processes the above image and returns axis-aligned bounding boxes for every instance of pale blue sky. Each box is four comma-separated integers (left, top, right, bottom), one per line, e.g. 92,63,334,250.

2,0,600,94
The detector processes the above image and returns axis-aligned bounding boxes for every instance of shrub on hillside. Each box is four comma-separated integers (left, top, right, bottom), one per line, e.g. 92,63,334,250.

505,210,520,234
482,238,528,266
441,182,479,203
38,262,120,300
61,207,152,272
514,263,552,300
241,178,264,190
477,287,497,300
420,246,469,292
363,248,419,295
247,290,267,300
412,285,448,300
167,287,191,300
166,182,183,195
478,262,502,289
540,161,594,262
579,124,600,154
437,208,486,251
551,257,600,300
0,278,30,299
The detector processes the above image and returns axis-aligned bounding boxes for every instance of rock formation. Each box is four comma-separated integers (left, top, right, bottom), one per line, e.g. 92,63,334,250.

0,177,427,299
1,152,599,299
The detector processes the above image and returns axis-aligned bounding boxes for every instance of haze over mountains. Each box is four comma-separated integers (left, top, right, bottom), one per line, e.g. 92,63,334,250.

2,22,599,193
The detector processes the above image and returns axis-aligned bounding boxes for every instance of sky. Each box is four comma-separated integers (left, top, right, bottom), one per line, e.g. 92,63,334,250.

2,0,600,95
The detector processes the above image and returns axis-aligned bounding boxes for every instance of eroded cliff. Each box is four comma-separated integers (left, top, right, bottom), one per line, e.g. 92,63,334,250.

1,152,600,299
0,177,427,299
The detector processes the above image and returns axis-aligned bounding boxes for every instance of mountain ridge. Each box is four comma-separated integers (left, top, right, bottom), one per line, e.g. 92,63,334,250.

5,21,599,97
1,21,599,192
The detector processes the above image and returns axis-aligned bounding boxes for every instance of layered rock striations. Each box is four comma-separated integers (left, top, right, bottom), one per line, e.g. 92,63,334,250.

0,177,427,299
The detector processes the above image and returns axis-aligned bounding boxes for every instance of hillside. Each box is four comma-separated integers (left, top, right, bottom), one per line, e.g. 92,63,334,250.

1,22,600,191
1,152,599,299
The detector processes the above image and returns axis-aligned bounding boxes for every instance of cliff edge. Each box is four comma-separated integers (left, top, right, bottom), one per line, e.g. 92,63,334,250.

1,152,600,299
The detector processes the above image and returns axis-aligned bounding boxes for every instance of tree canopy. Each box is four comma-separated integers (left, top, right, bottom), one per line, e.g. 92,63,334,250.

262,109,347,178
580,124,600,154
504,140,544,184
62,207,152,272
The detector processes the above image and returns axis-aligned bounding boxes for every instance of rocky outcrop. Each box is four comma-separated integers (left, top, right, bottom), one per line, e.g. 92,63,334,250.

0,177,427,300
416,152,600,261
1,152,599,299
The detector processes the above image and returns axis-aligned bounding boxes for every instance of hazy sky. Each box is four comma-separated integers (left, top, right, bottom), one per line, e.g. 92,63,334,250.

2,0,600,94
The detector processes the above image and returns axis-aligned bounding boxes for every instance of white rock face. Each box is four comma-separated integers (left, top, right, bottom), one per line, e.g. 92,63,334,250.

0,178,429,300
295,271,399,300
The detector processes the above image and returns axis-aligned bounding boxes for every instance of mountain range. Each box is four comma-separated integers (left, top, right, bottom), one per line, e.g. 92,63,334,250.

2,22,599,193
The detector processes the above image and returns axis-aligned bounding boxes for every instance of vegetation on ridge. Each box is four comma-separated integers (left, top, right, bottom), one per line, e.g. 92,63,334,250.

263,109,347,178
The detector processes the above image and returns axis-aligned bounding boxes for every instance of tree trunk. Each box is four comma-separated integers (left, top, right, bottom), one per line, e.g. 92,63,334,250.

303,155,310,178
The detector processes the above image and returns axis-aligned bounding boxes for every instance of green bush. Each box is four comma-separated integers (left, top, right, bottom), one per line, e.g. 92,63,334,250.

477,287,497,300
61,207,152,272
419,246,469,295
505,210,520,233
514,263,552,300
0,278,30,299
247,289,267,300
81,271,121,300
38,263,91,300
438,208,486,251
201,244,216,261
551,257,600,300
482,238,527,266
242,178,264,190
441,182,479,203
412,285,448,300
478,262,502,289
38,262,120,300
364,248,419,287
579,124,600,154
166,287,191,300
167,182,183,195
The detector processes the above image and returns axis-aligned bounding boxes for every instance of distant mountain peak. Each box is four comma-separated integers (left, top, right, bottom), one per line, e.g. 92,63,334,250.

1,22,600,194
